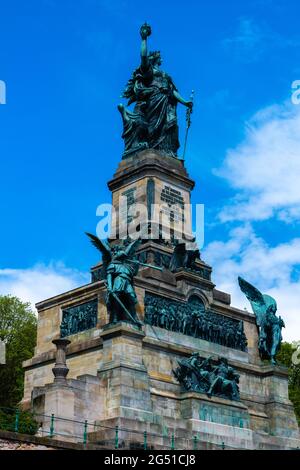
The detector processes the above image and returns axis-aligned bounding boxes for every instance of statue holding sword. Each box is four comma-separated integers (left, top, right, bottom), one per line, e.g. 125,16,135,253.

86,233,162,326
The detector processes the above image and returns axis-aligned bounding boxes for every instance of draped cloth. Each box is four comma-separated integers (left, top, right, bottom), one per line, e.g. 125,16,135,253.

124,64,180,156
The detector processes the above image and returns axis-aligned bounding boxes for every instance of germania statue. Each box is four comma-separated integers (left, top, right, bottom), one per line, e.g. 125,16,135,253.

118,23,193,159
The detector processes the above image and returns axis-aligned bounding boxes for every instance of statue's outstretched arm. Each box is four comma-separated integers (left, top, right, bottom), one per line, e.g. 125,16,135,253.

141,38,148,69
173,90,193,108
140,23,151,71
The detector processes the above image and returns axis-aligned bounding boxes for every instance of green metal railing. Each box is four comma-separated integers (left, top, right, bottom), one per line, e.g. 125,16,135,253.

0,406,244,450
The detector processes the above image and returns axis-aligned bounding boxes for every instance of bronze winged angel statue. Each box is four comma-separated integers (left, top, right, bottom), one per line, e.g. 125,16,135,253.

86,233,162,326
86,234,143,326
169,240,200,272
238,277,285,365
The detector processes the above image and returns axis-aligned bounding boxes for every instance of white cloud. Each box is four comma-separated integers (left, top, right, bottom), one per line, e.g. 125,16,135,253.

203,224,300,342
0,263,89,310
216,101,300,223
204,98,300,342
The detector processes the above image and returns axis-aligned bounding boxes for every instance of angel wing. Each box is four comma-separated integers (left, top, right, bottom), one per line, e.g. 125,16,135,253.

238,277,267,326
86,233,112,277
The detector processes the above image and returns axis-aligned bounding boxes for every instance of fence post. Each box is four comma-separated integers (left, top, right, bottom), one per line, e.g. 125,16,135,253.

193,435,198,450
171,433,175,450
83,420,88,448
144,431,147,450
115,425,119,449
14,409,20,433
49,414,55,438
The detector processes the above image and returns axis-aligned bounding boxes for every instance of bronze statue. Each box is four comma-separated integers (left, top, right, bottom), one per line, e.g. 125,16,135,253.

169,240,200,272
238,277,285,365
173,354,240,401
207,358,240,401
119,23,193,158
86,234,143,325
86,233,162,326
144,292,248,351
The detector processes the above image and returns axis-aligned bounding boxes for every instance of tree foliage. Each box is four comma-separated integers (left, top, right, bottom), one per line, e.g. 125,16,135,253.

0,295,37,407
277,341,300,425
0,408,38,435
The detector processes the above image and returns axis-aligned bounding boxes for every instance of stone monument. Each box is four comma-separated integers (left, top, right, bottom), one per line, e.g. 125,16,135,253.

21,24,300,450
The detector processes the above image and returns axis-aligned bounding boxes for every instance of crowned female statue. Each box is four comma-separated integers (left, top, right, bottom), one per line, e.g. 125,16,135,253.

119,23,193,158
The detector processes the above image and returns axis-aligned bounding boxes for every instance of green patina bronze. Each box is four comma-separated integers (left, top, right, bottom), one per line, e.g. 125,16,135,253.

86,233,162,326
238,277,285,365
119,23,193,159
169,240,200,272
60,299,98,337
145,293,248,352
173,353,240,401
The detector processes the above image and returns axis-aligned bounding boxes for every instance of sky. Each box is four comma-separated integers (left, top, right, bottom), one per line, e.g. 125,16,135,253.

0,0,300,341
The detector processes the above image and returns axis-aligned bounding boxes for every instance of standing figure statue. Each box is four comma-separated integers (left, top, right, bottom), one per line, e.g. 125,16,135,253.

238,277,285,365
86,233,162,326
119,23,193,158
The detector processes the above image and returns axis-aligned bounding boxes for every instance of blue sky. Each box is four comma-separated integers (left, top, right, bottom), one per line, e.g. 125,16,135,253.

1,0,300,340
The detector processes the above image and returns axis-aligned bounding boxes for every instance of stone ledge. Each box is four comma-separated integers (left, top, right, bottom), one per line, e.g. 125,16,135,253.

174,269,215,290
187,419,254,448
108,150,195,192
35,281,104,311
98,360,147,374
149,380,291,409
100,322,145,340
150,387,249,410
180,391,249,410
213,289,231,305
143,325,249,363
140,267,177,286
143,330,289,379
23,337,103,370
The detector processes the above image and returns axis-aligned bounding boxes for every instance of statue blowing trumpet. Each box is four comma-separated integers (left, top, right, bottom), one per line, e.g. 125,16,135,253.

126,258,163,271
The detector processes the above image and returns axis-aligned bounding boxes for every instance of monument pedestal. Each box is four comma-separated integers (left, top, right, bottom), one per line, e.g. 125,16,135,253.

98,322,153,420
180,393,253,449
42,383,76,440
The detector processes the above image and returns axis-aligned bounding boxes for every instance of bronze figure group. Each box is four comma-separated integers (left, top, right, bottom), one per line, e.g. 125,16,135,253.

173,353,240,401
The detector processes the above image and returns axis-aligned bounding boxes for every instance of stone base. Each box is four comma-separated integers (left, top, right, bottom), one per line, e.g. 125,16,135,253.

97,322,153,419
31,375,103,441
90,393,254,450
29,322,300,450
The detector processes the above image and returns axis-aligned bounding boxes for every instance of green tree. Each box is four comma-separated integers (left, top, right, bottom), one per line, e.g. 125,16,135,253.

277,341,300,425
0,295,37,408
